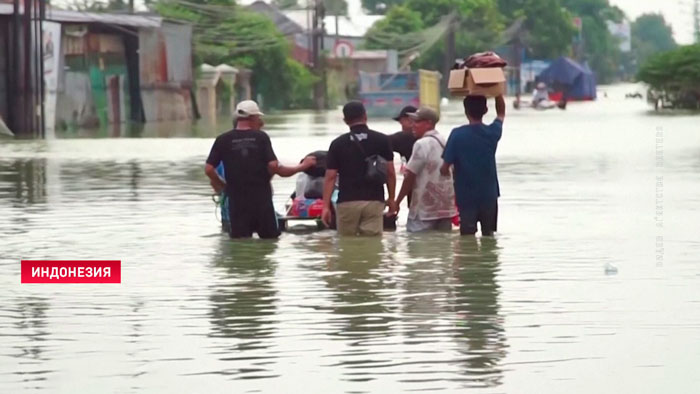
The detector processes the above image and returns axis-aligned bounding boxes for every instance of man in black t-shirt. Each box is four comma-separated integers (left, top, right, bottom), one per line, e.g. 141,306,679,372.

389,105,417,161
322,101,396,236
205,100,315,239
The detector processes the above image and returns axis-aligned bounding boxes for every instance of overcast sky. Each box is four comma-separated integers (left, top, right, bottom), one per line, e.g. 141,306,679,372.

609,0,695,44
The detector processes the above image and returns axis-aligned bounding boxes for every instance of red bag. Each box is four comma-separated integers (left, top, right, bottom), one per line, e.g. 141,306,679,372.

464,51,508,68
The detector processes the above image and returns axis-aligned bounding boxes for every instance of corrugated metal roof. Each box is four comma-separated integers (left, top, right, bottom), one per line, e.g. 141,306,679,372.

0,5,162,28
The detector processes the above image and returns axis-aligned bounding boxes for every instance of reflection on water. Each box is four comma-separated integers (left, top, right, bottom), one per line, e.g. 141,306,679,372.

2,85,700,392
451,237,506,388
322,238,397,341
3,297,52,390
0,159,48,205
209,240,278,353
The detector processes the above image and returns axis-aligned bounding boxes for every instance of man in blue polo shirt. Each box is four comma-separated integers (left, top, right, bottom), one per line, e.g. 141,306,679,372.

441,95,505,236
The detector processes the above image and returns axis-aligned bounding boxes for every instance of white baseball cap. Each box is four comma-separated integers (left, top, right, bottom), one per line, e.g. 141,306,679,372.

236,100,264,117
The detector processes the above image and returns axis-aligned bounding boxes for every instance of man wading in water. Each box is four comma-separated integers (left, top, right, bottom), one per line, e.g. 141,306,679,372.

205,100,315,239
441,95,505,236
322,101,396,236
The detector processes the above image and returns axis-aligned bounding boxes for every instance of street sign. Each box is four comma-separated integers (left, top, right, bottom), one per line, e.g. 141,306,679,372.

333,40,354,58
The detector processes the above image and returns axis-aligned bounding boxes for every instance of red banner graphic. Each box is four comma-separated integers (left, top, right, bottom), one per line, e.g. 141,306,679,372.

21,260,121,283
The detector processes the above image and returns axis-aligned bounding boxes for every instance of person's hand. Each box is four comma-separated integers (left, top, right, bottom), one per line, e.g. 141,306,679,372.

440,165,451,177
301,156,317,170
387,199,398,217
392,201,400,216
321,206,332,228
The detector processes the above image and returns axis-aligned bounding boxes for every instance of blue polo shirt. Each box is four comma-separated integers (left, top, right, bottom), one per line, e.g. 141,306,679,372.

443,120,502,207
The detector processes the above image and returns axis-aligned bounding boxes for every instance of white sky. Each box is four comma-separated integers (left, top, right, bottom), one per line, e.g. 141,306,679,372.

610,0,696,44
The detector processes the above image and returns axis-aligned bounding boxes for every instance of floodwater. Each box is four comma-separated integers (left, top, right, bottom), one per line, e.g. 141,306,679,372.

1,84,700,393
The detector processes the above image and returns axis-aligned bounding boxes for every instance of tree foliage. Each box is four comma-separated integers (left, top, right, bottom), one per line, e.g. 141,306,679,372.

632,13,677,68
562,0,623,83
364,5,425,52
498,0,576,59
365,0,503,73
637,44,700,88
637,44,700,108
156,0,316,110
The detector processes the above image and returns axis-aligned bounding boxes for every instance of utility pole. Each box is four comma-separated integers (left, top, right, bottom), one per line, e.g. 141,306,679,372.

512,36,523,96
9,0,22,135
22,0,33,135
312,0,327,110
443,20,455,94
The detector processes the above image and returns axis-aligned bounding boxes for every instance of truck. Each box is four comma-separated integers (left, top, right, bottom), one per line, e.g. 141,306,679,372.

357,69,441,118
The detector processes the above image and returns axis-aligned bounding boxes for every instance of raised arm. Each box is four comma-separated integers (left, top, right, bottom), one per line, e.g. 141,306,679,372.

495,95,506,122
386,161,396,204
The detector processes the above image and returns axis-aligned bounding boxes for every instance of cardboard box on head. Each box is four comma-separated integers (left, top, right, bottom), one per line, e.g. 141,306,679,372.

448,67,506,97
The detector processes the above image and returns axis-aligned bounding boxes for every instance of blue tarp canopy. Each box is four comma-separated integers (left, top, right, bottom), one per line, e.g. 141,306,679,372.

537,57,597,100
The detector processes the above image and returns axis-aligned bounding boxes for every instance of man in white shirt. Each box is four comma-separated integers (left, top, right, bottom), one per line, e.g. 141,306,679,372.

394,107,457,232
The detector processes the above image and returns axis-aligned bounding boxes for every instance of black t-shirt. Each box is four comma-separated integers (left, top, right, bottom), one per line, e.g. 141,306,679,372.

327,124,393,203
206,129,277,200
389,130,417,161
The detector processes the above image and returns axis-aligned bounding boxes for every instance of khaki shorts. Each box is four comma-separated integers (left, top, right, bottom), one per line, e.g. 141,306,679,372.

336,201,385,236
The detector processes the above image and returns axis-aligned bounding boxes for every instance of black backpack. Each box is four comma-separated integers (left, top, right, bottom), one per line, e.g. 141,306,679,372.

350,132,388,185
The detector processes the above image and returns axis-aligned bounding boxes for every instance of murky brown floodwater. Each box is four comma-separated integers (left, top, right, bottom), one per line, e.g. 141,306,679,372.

2,84,700,393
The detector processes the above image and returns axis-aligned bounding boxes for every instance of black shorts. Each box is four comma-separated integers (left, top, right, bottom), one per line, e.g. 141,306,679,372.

228,197,280,239
458,200,498,236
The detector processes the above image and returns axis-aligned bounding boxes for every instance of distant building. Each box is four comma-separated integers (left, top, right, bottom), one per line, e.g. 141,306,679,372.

0,5,195,134
607,20,632,53
247,0,383,65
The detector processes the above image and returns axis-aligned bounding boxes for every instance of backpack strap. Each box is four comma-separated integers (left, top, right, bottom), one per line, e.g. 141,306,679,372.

426,134,445,150
350,132,368,157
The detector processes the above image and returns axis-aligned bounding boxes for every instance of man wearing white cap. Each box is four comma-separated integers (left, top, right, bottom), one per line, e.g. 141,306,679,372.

205,100,316,239
394,106,456,232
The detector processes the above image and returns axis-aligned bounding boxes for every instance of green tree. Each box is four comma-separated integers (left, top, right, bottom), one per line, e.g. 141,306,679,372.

156,0,316,109
364,5,425,52
637,44,700,108
632,13,676,68
637,44,700,88
408,0,504,72
498,0,576,58
365,0,502,74
562,0,624,83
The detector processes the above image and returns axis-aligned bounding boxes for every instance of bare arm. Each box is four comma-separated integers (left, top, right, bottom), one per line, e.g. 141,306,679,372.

268,156,316,178
396,170,416,207
440,161,451,177
495,95,506,122
386,161,396,202
204,164,225,193
321,169,338,227
322,169,338,209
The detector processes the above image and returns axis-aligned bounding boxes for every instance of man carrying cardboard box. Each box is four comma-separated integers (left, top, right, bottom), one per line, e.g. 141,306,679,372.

448,51,507,97
440,95,505,236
